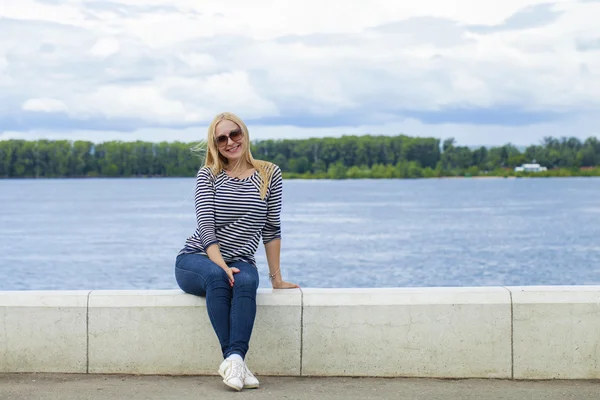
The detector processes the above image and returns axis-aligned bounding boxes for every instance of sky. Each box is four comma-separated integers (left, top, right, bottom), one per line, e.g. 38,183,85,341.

0,0,599,147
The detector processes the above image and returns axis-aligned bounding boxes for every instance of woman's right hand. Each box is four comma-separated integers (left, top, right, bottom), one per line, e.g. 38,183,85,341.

224,266,240,287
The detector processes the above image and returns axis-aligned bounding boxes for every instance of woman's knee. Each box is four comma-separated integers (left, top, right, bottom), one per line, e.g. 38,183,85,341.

205,267,230,288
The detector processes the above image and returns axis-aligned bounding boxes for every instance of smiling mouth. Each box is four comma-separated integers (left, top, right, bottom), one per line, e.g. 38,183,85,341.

227,145,240,152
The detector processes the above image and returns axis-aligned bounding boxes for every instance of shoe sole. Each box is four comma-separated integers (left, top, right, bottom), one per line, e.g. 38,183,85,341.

223,379,243,392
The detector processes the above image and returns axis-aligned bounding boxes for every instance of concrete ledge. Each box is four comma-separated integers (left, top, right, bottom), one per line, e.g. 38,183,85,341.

510,286,600,379
0,290,89,373
2,286,600,379
301,287,512,378
88,289,301,375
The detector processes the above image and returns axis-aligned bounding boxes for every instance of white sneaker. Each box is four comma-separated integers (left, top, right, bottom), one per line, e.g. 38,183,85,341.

218,359,245,391
242,362,260,389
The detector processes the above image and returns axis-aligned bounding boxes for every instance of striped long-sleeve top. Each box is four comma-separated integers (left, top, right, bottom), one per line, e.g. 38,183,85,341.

178,164,283,267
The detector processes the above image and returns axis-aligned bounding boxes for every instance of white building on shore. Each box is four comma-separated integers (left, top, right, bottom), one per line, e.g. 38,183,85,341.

514,162,548,172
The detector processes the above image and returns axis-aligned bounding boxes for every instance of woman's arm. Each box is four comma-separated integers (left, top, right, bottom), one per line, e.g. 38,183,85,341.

195,168,238,286
206,243,238,287
262,165,298,289
265,238,298,288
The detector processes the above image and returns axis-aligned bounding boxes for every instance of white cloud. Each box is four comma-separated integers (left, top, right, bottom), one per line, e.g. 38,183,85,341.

22,98,68,113
89,37,121,58
0,0,599,145
78,85,191,121
54,72,279,123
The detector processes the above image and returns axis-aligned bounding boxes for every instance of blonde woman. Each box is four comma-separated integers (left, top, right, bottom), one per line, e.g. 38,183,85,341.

175,112,299,391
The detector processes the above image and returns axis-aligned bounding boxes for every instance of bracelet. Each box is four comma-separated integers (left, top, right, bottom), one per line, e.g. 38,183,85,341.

269,268,281,280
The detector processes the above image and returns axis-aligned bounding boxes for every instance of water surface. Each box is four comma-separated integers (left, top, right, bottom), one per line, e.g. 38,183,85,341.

1,177,599,290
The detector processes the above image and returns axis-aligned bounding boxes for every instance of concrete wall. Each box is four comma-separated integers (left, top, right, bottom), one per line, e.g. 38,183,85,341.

1,286,599,379
0,290,88,373
301,287,511,378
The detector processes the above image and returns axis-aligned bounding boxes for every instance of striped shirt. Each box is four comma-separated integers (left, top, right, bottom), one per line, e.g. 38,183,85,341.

179,164,283,267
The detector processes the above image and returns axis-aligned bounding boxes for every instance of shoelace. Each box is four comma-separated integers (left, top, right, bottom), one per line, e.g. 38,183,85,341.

244,364,255,378
228,361,244,378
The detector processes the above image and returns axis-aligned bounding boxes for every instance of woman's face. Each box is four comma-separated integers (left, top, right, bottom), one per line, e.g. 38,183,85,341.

215,119,245,163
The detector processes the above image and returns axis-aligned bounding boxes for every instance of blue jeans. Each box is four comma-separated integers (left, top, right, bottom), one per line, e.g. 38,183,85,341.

175,253,259,359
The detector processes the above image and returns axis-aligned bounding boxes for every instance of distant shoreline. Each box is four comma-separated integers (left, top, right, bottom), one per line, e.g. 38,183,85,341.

2,174,599,181
2,136,599,181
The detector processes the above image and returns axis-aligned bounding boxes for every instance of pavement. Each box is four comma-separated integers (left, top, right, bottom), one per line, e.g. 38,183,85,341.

1,373,599,400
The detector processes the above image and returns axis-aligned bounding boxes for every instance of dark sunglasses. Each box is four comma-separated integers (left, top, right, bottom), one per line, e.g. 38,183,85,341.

216,129,243,147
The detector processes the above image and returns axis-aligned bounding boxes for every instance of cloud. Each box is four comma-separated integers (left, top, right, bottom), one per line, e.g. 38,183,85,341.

89,38,121,58
22,98,68,113
82,1,185,18
402,108,566,126
467,3,564,33
576,37,600,51
0,0,599,145
369,17,475,47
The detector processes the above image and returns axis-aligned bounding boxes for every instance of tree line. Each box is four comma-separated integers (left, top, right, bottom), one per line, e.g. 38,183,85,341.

1,135,599,179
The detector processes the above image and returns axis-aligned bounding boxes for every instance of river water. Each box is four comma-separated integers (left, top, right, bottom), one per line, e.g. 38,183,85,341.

1,177,599,290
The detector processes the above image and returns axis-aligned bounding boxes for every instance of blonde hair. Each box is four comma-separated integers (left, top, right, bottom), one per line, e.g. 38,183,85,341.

191,112,276,200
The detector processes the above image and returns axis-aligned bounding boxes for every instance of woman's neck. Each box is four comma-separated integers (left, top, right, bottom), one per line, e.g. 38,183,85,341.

226,159,251,173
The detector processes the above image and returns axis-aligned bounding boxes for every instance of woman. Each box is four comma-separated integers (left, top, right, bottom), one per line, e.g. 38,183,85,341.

175,111,299,391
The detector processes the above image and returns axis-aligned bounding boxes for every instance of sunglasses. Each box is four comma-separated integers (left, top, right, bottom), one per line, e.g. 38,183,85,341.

216,129,243,147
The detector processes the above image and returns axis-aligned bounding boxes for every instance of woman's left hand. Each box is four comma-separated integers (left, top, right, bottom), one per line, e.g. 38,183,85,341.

272,279,300,289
